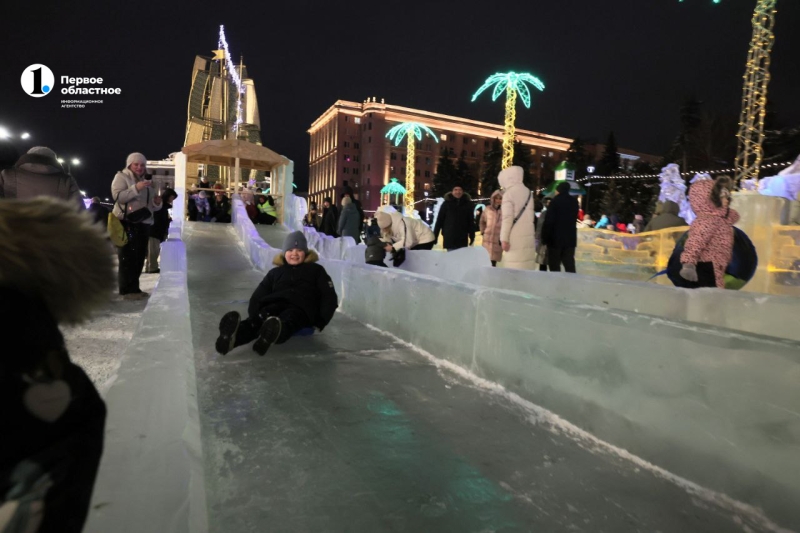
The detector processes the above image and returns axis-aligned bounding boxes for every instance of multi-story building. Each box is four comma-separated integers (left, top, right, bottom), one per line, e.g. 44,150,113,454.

308,98,573,212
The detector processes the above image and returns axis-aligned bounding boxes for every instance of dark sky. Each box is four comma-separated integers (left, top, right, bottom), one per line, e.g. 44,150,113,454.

2,0,799,197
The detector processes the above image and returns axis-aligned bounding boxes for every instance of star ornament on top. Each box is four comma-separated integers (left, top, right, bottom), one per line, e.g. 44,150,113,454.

385,122,439,147
471,72,546,109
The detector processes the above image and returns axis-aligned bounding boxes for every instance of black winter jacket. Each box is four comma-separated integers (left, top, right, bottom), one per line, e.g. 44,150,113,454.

149,191,174,241
541,192,579,249
320,205,339,236
247,251,338,330
87,203,109,230
434,192,475,250
365,235,386,263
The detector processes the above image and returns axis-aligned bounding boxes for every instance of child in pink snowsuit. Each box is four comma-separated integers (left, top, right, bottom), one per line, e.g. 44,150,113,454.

679,176,740,288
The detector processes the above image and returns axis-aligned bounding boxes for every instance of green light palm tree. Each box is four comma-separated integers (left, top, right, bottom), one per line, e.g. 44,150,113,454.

385,122,439,211
472,72,545,169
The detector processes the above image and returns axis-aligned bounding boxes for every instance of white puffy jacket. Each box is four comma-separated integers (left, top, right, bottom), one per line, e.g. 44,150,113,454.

387,211,435,251
498,166,536,269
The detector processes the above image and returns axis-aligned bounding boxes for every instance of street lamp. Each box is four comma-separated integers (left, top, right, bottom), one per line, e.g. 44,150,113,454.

20,133,30,140
71,158,80,166
0,127,10,139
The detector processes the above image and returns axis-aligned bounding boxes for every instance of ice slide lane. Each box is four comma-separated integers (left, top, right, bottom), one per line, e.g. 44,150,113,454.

185,222,766,533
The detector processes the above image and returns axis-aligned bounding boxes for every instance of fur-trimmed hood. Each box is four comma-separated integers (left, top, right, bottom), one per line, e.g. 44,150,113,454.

272,249,320,266
0,197,115,324
443,191,473,202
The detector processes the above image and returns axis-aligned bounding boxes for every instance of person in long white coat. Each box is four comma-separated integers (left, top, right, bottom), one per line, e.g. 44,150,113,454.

499,166,537,269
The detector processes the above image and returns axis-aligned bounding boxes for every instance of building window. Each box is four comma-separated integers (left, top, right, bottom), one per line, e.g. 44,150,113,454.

463,137,469,144
471,151,476,157
344,141,349,148
531,149,537,155
354,168,359,175
343,167,349,174
367,178,370,185
424,183,431,191
355,117,361,124
368,122,372,130
424,170,430,178
366,190,370,199
354,143,359,149
471,138,477,145
440,134,447,141
549,151,554,157
461,150,467,157
368,137,371,143
367,164,370,171
390,166,395,172
415,169,420,177
425,157,431,165
345,154,351,162
391,152,397,160
484,140,489,148
345,116,349,122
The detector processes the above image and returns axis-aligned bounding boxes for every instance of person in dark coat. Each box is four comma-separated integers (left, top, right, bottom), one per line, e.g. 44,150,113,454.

0,197,113,533
87,197,109,230
213,185,231,223
541,181,579,273
365,235,387,267
365,218,381,239
215,231,338,356
146,188,177,273
0,146,84,210
433,185,475,251
320,197,339,236
337,196,361,243
644,200,688,232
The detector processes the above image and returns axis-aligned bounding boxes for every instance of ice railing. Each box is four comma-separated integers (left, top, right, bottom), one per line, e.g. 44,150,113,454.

576,227,688,269
768,225,800,297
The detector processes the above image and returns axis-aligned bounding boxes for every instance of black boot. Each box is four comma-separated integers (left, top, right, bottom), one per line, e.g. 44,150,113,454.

253,316,282,356
215,311,241,355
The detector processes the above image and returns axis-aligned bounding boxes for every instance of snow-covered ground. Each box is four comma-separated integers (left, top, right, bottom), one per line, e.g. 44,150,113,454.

62,273,158,396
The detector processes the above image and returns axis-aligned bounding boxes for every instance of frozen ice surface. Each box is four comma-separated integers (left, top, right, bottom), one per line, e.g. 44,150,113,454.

465,266,800,342
63,271,157,395
183,222,789,532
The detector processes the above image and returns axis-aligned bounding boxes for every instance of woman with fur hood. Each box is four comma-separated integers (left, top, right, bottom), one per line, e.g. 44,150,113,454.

498,166,537,269
479,190,503,266
111,153,163,299
215,232,338,356
679,176,740,289
0,197,114,533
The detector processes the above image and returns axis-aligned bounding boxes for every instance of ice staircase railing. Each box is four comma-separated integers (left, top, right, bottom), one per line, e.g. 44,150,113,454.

233,197,800,529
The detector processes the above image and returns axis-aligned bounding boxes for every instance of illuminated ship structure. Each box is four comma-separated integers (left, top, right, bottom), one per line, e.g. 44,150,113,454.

184,27,264,187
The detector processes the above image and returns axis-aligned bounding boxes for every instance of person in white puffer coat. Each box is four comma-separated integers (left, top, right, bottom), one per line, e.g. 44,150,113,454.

375,210,436,252
499,166,537,269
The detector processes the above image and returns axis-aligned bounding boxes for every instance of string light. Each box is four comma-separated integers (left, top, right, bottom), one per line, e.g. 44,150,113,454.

576,160,792,183
472,71,545,170
218,25,245,132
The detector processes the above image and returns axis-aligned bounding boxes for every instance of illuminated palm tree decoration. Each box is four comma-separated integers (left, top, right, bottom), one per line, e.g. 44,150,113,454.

472,72,545,170
385,122,439,211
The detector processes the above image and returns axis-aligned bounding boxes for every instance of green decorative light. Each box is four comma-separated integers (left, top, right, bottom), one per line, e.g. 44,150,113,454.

385,122,439,147
471,71,545,109
380,178,406,195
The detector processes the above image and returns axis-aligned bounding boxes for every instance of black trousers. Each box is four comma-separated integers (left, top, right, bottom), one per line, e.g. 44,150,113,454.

236,303,312,346
118,221,150,294
411,241,435,251
366,260,388,267
547,246,576,273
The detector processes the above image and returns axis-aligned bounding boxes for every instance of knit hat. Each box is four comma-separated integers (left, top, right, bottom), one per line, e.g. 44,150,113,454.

27,146,57,159
282,231,308,254
376,211,392,229
126,152,147,167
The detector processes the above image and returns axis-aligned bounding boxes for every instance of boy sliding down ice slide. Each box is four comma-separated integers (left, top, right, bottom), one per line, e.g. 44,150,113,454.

215,231,338,356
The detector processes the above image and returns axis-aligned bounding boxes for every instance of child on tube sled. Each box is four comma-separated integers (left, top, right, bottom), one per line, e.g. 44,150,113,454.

215,231,338,356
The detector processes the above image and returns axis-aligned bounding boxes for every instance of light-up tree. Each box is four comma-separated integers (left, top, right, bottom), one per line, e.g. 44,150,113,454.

471,72,545,170
681,0,780,181
385,122,439,212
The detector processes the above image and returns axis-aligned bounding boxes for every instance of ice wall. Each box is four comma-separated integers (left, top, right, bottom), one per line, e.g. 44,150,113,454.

85,228,208,533
465,267,800,342
236,221,800,527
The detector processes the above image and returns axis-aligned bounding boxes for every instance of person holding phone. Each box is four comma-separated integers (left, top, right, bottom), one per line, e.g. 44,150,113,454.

110,153,162,299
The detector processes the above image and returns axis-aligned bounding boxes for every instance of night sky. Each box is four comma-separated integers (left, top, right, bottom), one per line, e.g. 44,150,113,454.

3,0,799,198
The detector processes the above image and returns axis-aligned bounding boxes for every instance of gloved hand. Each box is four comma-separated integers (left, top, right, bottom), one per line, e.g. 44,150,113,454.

680,263,698,282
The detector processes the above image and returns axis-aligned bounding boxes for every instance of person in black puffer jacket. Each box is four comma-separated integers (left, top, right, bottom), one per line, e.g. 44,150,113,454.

145,188,177,274
365,235,387,267
434,184,475,251
215,231,338,356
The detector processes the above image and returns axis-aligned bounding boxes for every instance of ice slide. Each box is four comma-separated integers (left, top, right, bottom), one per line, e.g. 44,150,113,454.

84,218,799,532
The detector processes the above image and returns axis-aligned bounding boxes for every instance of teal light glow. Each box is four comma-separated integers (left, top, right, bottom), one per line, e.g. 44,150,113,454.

380,178,407,195
471,72,545,108
385,122,440,147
